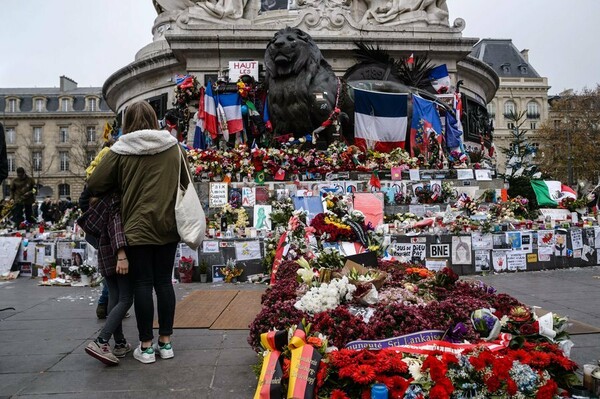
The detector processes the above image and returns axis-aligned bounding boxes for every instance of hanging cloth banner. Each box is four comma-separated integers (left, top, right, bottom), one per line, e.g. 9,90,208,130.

287,328,322,399
270,231,288,284
254,330,288,399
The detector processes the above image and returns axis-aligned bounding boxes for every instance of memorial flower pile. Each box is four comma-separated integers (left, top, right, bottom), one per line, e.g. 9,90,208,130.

248,250,577,399
187,143,419,180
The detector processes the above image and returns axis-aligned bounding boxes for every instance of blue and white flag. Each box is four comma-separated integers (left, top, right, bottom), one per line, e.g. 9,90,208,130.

353,88,408,153
429,64,451,93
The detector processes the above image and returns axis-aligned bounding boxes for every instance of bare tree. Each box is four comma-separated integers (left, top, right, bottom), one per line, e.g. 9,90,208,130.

16,134,56,187
65,119,103,183
536,85,600,185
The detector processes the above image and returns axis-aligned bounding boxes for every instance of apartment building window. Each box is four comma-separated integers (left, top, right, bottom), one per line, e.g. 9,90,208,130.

89,98,97,111
507,122,516,130
7,153,16,172
33,127,43,144
33,151,42,172
59,151,70,172
86,151,96,166
553,119,561,129
61,98,70,112
59,127,69,143
486,102,496,118
530,122,537,130
527,101,540,119
8,98,17,112
59,183,70,197
504,101,516,117
5,127,16,144
35,99,44,112
86,126,97,143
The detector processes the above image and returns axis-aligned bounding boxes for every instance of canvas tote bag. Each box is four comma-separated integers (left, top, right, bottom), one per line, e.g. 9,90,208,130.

175,147,206,250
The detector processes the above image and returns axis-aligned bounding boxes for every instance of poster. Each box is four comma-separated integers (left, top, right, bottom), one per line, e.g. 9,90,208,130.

253,205,272,230
209,182,228,208
293,196,323,224
492,234,508,249
474,169,492,181
474,250,491,272
71,249,85,267
570,229,583,250
521,232,533,253
471,233,493,250
456,169,474,180
506,232,522,250
492,250,508,272
554,230,568,257
507,252,527,271
212,265,224,282
390,243,413,259
537,230,555,247
425,259,447,271
594,227,600,249
527,253,538,263
411,244,426,260
202,241,220,253
235,240,262,261
353,193,385,228
452,236,472,265
409,169,420,181
242,187,256,207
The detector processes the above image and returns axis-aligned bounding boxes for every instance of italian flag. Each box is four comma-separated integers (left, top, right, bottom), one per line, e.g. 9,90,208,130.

531,180,577,207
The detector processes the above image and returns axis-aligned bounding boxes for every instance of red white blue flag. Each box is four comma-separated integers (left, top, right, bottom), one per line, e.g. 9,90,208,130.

216,92,243,134
199,81,218,139
410,95,443,157
353,87,408,153
429,64,451,94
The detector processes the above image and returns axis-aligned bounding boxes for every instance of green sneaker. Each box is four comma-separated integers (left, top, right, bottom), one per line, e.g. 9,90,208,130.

133,345,155,364
153,342,174,359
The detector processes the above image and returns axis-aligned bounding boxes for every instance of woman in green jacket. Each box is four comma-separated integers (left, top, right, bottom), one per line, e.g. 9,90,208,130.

88,101,189,364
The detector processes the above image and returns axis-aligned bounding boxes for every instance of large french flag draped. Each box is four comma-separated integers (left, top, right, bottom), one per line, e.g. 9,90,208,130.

216,92,244,134
410,95,443,157
199,82,218,139
353,87,408,153
428,64,451,94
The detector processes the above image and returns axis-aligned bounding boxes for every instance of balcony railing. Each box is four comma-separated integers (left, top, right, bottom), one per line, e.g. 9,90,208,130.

527,112,540,120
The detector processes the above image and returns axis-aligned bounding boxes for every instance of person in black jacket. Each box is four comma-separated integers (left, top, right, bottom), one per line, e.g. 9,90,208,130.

0,123,8,187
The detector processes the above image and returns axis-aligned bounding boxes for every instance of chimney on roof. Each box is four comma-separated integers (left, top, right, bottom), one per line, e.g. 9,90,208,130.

59,75,78,91
520,49,529,62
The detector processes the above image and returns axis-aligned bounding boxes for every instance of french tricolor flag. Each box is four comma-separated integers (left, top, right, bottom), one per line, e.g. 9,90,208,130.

429,64,451,94
353,87,408,153
199,82,218,139
216,92,243,134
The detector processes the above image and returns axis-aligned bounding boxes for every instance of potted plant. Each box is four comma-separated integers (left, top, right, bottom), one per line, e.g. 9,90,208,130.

179,256,195,283
198,259,208,283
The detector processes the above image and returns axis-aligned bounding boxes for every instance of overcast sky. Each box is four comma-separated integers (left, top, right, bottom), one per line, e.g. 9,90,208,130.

0,0,598,95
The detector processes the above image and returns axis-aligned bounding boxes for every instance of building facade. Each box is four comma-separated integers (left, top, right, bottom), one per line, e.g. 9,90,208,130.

471,39,550,172
0,76,114,201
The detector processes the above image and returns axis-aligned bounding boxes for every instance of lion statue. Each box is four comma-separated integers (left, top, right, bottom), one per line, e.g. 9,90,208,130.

264,27,353,146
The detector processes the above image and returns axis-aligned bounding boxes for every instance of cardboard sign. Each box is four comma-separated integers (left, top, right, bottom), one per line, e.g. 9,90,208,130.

228,60,259,81
429,244,450,258
209,182,229,208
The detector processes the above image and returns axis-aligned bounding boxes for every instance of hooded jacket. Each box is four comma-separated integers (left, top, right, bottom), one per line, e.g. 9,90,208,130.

87,129,189,246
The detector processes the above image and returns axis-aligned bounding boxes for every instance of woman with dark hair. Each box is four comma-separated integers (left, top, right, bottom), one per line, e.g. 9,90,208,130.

87,101,186,364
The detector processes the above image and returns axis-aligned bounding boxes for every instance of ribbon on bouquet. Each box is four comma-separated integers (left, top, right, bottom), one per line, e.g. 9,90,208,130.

270,231,288,284
254,330,288,399
287,328,322,399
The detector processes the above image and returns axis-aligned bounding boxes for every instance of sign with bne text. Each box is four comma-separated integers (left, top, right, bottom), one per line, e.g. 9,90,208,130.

429,244,450,258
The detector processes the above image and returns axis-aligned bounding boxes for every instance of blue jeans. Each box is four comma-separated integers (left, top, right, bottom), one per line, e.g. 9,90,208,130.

98,274,134,343
98,282,109,305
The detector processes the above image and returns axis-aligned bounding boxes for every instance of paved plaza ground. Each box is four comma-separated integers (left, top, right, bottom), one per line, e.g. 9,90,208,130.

1,267,599,398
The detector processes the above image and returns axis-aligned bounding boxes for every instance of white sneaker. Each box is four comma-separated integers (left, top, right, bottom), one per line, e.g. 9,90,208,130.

133,345,156,364
153,342,174,359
